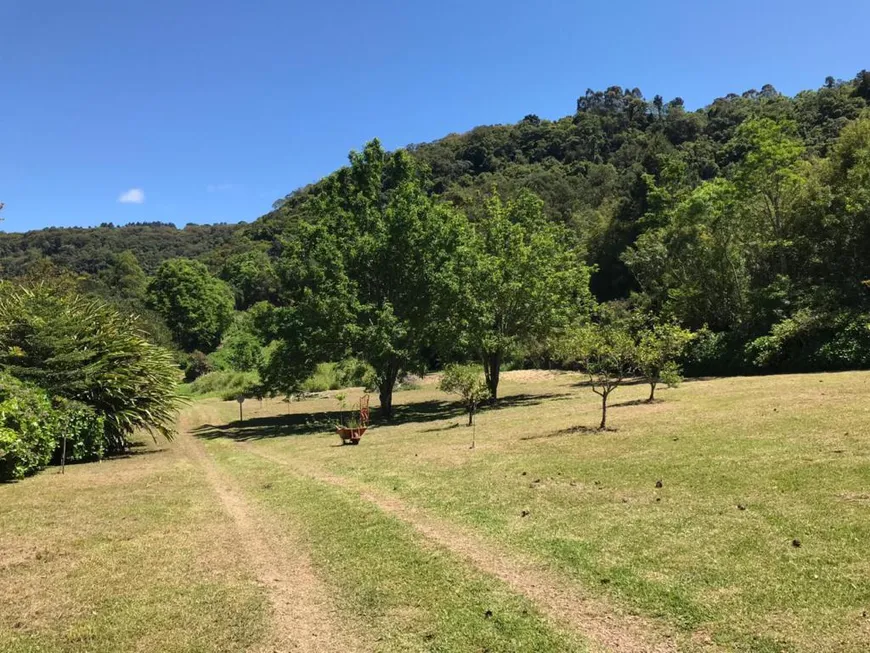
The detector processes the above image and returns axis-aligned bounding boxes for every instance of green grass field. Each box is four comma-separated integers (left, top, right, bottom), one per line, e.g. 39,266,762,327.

2,370,869,652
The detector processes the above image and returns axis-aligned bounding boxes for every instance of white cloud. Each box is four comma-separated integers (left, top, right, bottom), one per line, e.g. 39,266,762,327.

118,188,145,204
207,183,236,193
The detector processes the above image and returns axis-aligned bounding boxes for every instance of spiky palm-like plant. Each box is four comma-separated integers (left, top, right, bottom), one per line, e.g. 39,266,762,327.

0,282,182,452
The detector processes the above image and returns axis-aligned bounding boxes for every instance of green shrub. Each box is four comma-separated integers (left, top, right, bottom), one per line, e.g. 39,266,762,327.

746,309,870,372
52,399,106,464
301,363,341,393
184,351,213,382
0,283,182,452
396,373,422,391
183,370,259,398
335,357,375,388
224,330,263,372
0,374,57,481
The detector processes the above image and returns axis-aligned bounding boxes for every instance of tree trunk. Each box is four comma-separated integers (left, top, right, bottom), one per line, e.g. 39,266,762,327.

378,365,399,419
467,404,474,427
599,393,608,430
482,351,501,401
648,381,657,403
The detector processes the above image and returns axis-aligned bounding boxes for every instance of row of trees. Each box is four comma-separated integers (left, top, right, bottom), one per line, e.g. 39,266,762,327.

440,318,694,432
248,141,593,417
240,140,698,423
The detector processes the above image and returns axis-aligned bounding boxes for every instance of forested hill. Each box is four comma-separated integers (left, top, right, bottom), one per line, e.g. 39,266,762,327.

0,221,242,276
262,71,870,301
5,70,870,379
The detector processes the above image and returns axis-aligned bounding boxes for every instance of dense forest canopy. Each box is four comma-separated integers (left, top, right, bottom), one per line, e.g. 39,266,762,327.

4,69,870,394
0,221,242,276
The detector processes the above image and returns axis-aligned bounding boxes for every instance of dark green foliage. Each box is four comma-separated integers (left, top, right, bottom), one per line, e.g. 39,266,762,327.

0,222,240,277
52,398,106,464
184,351,214,382
147,258,235,352
0,283,181,452
219,249,278,310
0,373,56,481
96,250,148,300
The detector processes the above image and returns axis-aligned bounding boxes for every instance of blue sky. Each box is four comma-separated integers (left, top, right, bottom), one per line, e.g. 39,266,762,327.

2,0,868,233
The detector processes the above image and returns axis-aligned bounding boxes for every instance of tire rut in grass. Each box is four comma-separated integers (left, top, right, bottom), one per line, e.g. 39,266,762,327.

240,443,713,653
177,414,365,653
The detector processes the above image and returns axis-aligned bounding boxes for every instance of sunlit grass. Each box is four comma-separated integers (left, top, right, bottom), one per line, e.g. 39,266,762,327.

0,440,265,652
232,370,870,652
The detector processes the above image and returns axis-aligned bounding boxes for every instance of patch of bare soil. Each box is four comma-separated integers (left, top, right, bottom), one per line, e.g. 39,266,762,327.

502,369,566,383
177,412,365,653
242,445,714,653
838,491,870,504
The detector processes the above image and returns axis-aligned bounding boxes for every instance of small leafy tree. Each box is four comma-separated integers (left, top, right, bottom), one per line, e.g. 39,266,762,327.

439,364,491,429
559,325,637,430
636,322,695,402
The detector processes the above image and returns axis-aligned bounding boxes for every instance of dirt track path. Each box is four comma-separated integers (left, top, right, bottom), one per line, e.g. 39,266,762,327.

240,443,713,653
178,407,365,653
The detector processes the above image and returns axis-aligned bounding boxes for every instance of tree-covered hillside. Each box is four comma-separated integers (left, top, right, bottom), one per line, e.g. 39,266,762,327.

0,221,241,276
5,69,870,386
266,71,870,299
249,70,870,374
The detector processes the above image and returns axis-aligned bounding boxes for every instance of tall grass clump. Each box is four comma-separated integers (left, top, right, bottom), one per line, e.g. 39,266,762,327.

181,370,259,398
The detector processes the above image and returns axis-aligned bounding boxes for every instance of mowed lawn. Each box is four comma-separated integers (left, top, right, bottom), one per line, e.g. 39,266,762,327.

3,370,870,652
0,430,266,652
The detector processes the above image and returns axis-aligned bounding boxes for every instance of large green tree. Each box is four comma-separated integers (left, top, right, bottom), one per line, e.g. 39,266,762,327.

147,258,235,352
260,219,355,399
445,190,593,399
267,140,462,417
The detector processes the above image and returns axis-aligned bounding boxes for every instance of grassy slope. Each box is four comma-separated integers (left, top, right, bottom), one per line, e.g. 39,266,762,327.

222,371,870,652
208,438,585,652
3,371,870,651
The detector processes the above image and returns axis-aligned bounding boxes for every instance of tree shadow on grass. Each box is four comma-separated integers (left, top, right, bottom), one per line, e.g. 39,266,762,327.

192,392,570,442
192,411,332,441
609,398,655,408
520,424,619,441
112,447,168,458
